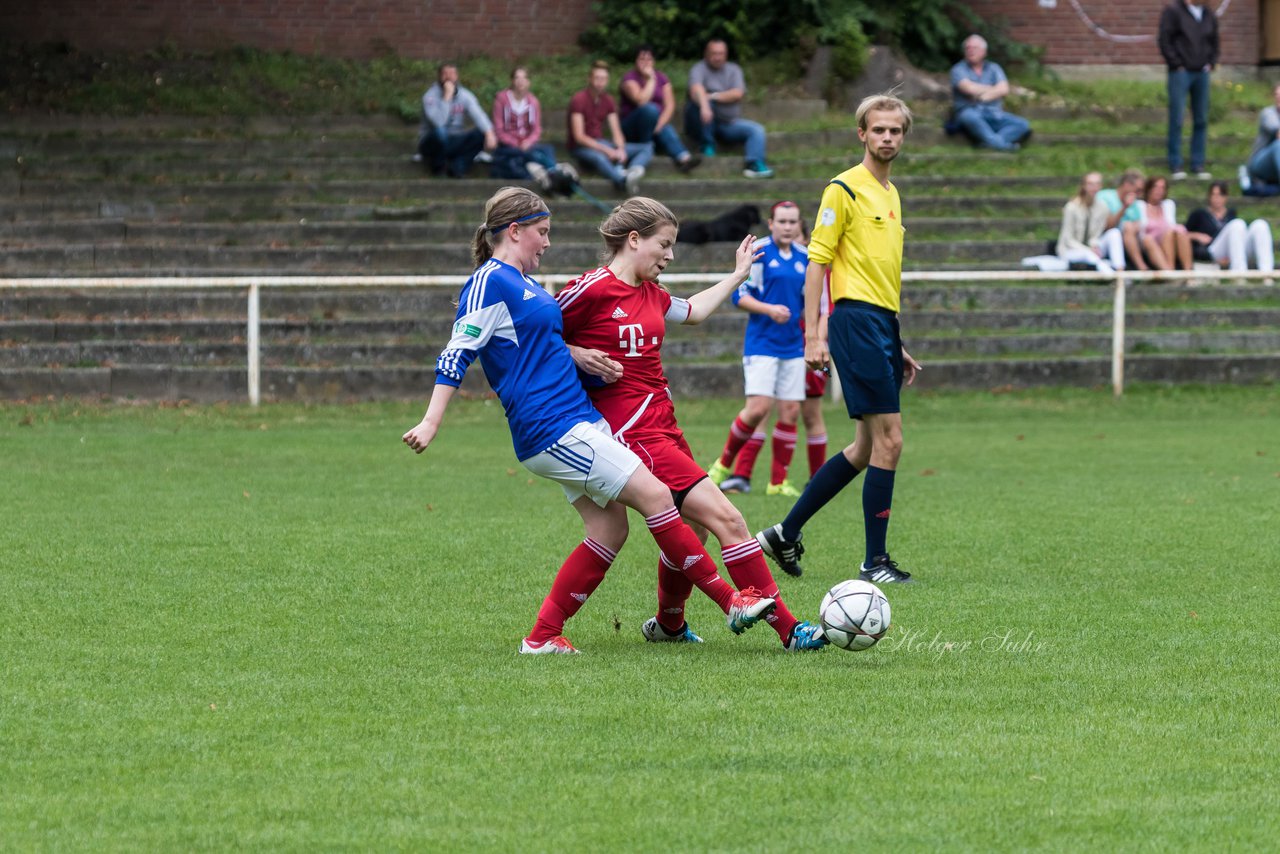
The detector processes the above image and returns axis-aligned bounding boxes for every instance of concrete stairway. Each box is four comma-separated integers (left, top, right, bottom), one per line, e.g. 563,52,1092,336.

3,112,1279,401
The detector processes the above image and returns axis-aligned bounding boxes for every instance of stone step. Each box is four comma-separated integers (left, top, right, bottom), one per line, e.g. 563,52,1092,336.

11,188,1263,227
2,138,1201,184
0,238,1068,275
11,152,833,182
0,286,460,319
5,281,1272,319
5,306,1276,347
1,316,437,343
913,329,1280,357
0,216,1065,247
2,102,1259,137
4,353,1278,402
4,121,1258,162
0,340,440,368
7,329,1279,372
4,284,1276,323
7,174,1084,205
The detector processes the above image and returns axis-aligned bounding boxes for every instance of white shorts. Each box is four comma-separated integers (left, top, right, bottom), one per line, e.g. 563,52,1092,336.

522,419,642,508
743,355,806,401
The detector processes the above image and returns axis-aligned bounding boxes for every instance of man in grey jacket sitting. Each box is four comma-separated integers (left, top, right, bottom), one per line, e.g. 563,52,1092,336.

418,64,496,178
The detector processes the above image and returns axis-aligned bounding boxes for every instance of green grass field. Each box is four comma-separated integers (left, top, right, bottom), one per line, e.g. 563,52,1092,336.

3,387,1277,850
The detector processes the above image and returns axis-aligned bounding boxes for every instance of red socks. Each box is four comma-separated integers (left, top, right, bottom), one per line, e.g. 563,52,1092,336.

806,432,828,479
646,508,735,613
721,538,797,641
734,432,766,479
528,538,617,643
770,423,798,486
656,553,695,632
718,416,755,468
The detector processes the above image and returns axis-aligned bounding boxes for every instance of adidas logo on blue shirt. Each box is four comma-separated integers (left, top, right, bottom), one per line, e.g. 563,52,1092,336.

523,289,536,300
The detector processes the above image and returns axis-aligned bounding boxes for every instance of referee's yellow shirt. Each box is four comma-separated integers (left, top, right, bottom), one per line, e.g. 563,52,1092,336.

808,163,903,313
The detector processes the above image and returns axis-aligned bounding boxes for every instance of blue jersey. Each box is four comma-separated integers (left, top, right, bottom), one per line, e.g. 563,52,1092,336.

732,236,807,358
435,258,602,461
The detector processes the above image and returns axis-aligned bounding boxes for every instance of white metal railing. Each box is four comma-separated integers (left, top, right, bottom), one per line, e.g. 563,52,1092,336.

3,269,1275,404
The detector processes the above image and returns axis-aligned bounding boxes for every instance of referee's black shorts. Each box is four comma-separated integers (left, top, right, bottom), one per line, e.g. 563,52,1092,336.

828,299,903,419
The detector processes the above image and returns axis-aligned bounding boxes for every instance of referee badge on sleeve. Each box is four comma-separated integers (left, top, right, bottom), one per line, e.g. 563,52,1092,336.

820,207,836,226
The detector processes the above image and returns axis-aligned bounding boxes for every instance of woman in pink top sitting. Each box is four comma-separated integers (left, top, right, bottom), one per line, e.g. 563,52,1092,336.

1135,175,1192,272
491,67,575,191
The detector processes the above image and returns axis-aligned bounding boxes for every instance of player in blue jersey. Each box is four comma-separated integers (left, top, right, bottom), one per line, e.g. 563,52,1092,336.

402,187,775,654
706,201,810,498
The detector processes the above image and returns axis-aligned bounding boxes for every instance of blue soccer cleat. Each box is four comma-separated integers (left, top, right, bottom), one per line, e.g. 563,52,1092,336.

784,621,828,652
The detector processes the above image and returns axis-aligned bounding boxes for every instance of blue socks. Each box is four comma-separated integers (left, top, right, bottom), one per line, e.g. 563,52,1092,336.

862,465,896,564
781,452,860,542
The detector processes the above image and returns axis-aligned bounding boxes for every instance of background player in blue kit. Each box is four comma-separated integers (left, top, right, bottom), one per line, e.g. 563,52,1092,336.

707,201,809,498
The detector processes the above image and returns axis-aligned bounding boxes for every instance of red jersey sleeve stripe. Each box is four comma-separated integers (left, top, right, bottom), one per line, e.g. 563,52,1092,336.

555,267,609,310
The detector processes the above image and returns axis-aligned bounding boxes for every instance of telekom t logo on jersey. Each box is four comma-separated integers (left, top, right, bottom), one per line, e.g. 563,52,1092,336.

618,323,658,357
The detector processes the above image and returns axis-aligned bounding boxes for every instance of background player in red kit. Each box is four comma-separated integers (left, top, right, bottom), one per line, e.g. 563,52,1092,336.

557,197,827,651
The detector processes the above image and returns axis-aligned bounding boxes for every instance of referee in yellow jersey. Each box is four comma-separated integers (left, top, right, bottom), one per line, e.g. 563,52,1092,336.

756,93,921,584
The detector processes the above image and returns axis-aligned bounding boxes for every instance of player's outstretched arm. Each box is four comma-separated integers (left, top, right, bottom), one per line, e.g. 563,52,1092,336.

684,234,760,324
403,383,457,454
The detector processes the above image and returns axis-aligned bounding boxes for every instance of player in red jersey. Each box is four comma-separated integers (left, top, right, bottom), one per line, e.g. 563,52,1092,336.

557,197,828,651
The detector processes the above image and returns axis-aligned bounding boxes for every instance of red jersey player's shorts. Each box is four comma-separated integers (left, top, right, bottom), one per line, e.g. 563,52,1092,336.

805,367,828,399
602,392,707,493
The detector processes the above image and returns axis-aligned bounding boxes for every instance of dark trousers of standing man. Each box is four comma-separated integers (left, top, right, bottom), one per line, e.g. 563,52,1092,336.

1167,68,1209,173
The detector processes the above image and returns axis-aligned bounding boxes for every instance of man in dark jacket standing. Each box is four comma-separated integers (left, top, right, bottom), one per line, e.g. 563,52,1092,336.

1159,1,1219,180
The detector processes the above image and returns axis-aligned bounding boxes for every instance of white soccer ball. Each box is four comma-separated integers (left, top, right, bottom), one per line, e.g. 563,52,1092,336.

819,580,891,651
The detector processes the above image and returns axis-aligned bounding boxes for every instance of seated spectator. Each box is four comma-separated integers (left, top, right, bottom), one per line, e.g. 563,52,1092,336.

619,46,701,173
949,34,1032,152
417,63,495,178
490,67,577,192
1134,175,1193,272
1056,172,1121,273
684,39,774,179
1096,168,1145,268
1244,82,1280,190
1185,181,1275,273
568,60,652,195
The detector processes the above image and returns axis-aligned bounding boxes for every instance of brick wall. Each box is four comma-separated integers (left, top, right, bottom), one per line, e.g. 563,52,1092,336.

0,0,598,59
0,0,1262,65
963,0,1259,66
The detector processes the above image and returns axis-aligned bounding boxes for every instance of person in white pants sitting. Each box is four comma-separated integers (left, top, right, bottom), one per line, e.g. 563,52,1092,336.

1056,172,1125,273
1185,181,1275,274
